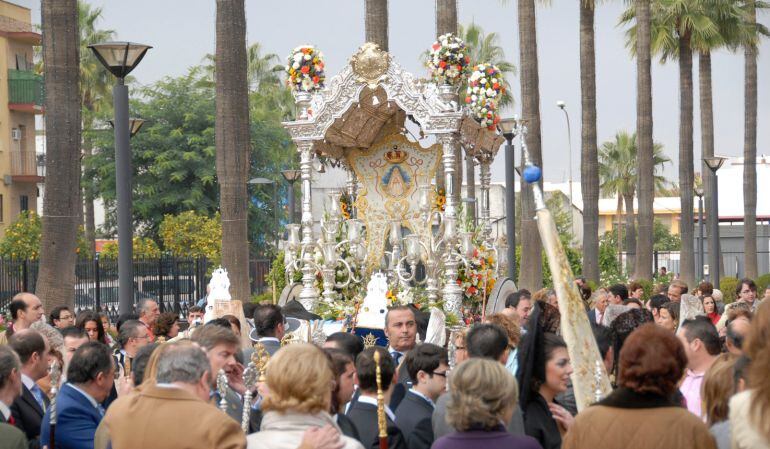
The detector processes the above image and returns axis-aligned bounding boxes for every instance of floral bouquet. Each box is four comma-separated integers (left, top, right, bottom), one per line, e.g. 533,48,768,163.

434,188,446,212
466,64,504,130
456,245,497,309
286,45,325,92
426,33,470,86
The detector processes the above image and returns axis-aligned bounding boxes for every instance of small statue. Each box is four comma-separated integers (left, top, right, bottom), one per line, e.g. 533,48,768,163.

216,369,229,414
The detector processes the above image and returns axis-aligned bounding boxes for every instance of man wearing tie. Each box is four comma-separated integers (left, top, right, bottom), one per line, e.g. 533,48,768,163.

41,341,115,449
384,306,417,410
8,330,50,448
0,345,28,448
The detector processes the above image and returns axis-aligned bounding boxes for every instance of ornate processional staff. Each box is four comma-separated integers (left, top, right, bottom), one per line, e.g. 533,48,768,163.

49,360,61,449
373,350,388,449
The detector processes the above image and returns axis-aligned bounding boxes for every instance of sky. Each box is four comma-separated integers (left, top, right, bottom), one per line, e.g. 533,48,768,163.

16,0,770,185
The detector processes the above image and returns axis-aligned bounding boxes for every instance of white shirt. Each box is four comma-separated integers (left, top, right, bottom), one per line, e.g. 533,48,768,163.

408,389,435,408
0,400,11,421
21,373,36,391
258,337,280,344
67,383,100,410
357,394,396,422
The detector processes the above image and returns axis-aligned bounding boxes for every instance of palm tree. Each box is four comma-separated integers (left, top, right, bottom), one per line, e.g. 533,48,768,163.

434,0,456,194
622,0,719,286
459,22,516,225
599,132,669,274
35,0,81,310
518,0,545,290
580,0,600,283
365,0,388,50
79,2,115,255
215,0,251,303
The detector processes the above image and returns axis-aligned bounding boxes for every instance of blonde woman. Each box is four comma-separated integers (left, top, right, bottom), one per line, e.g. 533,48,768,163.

247,343,364,449
433,358,540,449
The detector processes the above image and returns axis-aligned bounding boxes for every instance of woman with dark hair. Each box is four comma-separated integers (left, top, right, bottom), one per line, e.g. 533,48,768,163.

517,301,572,449
324,348,360,440
153,312,180,341
656,301,680,332
563,324,716,449
702,296,721,325
76,310,109,345
609,309,654,382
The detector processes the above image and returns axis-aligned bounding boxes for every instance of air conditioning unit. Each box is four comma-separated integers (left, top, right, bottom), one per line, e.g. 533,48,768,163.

11,129,21,141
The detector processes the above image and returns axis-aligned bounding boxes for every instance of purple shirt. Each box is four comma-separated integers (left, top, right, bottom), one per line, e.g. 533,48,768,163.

433,430,543,449
680,369,705,419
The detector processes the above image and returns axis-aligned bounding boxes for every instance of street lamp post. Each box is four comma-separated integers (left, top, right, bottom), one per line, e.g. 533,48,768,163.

499,117,517,282
249,177,278,254
89,42,151,316
695,187,704,282
704,156,726,288
557,101,574,237
281,169,301,224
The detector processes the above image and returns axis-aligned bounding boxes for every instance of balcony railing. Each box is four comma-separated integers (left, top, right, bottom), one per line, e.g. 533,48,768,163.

8,69,44,112
11,149,43,182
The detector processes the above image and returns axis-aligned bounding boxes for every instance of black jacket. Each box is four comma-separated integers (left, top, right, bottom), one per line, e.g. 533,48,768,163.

336,412,361,441
11,384,49,449
346,400,407,449
523,394,562,449
394,391,434,449
389,362,412,411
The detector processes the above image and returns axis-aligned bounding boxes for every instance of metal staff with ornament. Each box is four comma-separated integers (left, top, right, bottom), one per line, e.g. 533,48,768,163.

48,360,61,449
373,350,388,449
516,119,612,410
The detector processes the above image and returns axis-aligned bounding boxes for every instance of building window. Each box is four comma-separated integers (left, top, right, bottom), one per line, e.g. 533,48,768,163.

20,195,28,212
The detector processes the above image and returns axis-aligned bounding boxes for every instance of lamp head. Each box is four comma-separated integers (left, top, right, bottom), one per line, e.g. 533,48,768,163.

498,117,517,140
694,187,704,197
88,42,152,79
703,156,727,172
281,169,301,182
556,100,566,109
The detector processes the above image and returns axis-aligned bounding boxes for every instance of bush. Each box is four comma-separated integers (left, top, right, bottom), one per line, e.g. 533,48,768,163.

755,273,770,294
0,211,40,259
719,277,739,304
159,211,221,265
100,237,161,259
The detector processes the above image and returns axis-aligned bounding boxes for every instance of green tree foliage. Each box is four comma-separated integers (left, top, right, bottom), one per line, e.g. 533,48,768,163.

100,237,161,259
0,211,41,260
719,276,739,303
159,211,222,265
653,220,682,251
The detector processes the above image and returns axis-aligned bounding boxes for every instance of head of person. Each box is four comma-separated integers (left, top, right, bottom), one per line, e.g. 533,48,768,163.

647,294,669,320
504,290,532,325
404,343,449,402
697,281,714,298
727,302,753,323
323,332,365,360
593,288,609,314
187,306,204,326
660,267,668,276
575,277,586,288
253,304,286,340
545,289,558,307
12,293,44,326
324,348,357,413
677,316,721,369
356,347,396,395
623,298,643,310
726,317,751,355
263,343,334,415
608,284,629,305
384,305,417,352
702,353,738,426
764,287,770,301
221,314,241,337
485,313,521,350
60,326,89,374
191,323,240,379
628,281,644,300
49,306,74,329
656,301,680,332
610,309,655,378
76,310,107,344
702,296,717,315
115,313,140,333
617,323,687,397
9,329,50,381
67,341,115,402
580,284,593,303
712,289,724,304
446,358,518,432
534,333,572,397
668,280,688,302
131,342,158,386
466,323,510,363
98,313,112,333
743,301,770,441
137,298,160,326
118,320,151,357
153,312,180,340
0,345,22,401
736,278,757,305
154,341,212,402
452,328,469,365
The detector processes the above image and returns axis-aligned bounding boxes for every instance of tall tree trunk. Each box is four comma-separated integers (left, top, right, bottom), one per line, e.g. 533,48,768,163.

216,0,251,302
633,0,654,280
743,0,758,279
617,194,623,273
365,0,388,51
35,0,81,310
678,32,695,287
434,0,456,193
83,134,96,255
624,192,636,274
518,0,544,290
579,0,600,283
699,50,714,282
465,153,476,225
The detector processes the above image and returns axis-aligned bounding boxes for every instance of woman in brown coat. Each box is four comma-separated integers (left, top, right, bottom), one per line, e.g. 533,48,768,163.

562,323,716,449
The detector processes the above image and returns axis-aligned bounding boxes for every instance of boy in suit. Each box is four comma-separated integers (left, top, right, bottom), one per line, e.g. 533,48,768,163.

9,330,50,448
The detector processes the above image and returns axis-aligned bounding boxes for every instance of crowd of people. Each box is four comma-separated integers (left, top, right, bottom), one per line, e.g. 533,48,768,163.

0,274,767,449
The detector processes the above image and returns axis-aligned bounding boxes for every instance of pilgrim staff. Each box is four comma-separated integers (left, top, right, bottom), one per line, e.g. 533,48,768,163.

373,350,388,449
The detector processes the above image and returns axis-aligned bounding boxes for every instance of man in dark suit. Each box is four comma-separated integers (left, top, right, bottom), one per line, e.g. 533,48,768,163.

40,341,115,449
384,306,417,410
0,346,23,424
587,289,609,326
8,330,50,448
347,347,407,449
394,343,448,449
248,304,299,356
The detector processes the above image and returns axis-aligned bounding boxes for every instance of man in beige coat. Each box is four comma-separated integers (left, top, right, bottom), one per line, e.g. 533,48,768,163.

97,341,246,449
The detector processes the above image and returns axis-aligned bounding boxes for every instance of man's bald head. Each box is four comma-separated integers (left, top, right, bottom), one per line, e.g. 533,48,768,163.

10,293,44,328
726,317,751,355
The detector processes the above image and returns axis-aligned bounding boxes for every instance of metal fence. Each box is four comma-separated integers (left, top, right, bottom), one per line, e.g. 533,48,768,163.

0,257,273,322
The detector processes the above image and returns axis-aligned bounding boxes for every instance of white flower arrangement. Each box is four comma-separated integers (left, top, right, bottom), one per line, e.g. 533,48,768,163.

425,33,470,86
465,63,505,130
285,45,325,93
